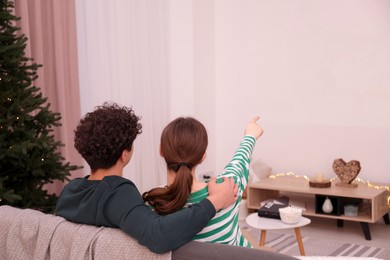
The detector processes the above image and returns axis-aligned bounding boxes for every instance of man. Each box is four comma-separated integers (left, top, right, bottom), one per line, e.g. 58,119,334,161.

56,102,238,254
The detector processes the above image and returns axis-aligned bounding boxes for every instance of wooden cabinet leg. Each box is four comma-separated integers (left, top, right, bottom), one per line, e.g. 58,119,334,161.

383,213,389,225
259,230,267,246
294,227,305,256
360,222,371,240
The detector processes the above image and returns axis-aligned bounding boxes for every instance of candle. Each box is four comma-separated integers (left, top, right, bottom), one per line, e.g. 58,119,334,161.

316,173,324,183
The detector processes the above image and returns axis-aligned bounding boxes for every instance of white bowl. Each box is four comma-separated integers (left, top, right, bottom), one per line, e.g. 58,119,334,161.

279,206,302,224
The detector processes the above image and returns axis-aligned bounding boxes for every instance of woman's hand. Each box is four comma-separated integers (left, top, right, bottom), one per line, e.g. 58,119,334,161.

245,115,263,139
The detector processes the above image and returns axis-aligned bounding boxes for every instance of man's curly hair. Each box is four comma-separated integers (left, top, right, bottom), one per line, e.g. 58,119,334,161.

74,102,142,171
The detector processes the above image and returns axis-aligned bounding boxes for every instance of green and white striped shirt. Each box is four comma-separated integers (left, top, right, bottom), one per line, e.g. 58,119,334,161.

186,135,256,247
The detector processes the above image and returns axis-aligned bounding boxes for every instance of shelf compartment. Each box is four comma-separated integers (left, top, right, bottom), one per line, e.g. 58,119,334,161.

315,195,363,216
315,195,343,216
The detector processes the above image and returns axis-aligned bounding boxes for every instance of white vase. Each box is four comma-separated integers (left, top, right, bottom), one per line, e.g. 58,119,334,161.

322,197,333,213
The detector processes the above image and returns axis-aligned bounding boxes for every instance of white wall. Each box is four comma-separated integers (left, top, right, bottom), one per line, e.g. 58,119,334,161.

213,0,390,183
170,0,390,183
169,0,217,179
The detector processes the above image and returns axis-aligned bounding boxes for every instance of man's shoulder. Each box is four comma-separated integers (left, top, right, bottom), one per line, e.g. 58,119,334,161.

103,175,137,187
63,175,138,192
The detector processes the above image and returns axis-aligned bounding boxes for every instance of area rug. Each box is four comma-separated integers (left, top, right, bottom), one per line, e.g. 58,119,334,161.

249,230,389,259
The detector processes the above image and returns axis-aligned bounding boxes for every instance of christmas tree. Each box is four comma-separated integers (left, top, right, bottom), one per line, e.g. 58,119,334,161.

0,0,81,213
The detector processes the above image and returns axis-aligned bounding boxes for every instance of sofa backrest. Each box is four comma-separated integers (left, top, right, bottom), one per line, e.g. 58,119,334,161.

0,205,170,260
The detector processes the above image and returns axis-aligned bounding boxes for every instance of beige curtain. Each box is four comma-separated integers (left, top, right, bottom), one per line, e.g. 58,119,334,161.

13,0,83,193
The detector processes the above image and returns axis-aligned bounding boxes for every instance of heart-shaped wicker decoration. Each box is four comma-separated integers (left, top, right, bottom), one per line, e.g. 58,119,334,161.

332,159,361,184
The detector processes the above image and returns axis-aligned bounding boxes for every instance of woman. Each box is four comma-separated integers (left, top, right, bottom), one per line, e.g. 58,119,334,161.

143,116,263,247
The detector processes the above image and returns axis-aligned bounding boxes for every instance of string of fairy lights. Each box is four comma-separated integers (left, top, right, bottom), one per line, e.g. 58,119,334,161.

269,172,390,209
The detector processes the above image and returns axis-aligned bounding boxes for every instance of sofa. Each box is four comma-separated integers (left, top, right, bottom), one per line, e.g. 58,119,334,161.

0,205,300,260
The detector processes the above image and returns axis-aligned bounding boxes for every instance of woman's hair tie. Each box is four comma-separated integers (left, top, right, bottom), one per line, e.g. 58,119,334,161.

174,162,192,172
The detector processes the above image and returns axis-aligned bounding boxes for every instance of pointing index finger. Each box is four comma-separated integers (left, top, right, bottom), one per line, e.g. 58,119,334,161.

251,115,260,122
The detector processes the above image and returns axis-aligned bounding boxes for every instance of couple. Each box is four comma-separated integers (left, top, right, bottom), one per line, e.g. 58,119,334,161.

55,102,263,254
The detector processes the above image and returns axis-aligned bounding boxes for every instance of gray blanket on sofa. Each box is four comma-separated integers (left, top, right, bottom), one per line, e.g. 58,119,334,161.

0,205,171,260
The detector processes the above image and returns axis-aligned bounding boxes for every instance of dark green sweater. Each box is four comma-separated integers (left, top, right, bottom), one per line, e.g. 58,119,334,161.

55,175,216,253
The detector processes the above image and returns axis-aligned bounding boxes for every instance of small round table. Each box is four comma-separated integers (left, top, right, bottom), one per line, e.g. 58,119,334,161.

245,213,311,256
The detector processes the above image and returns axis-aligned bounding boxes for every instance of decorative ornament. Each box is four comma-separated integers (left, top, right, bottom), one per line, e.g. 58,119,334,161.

269,171,310,181
309,180,331,188
333,158,361,187
322,197,333,213
309,172,331,188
